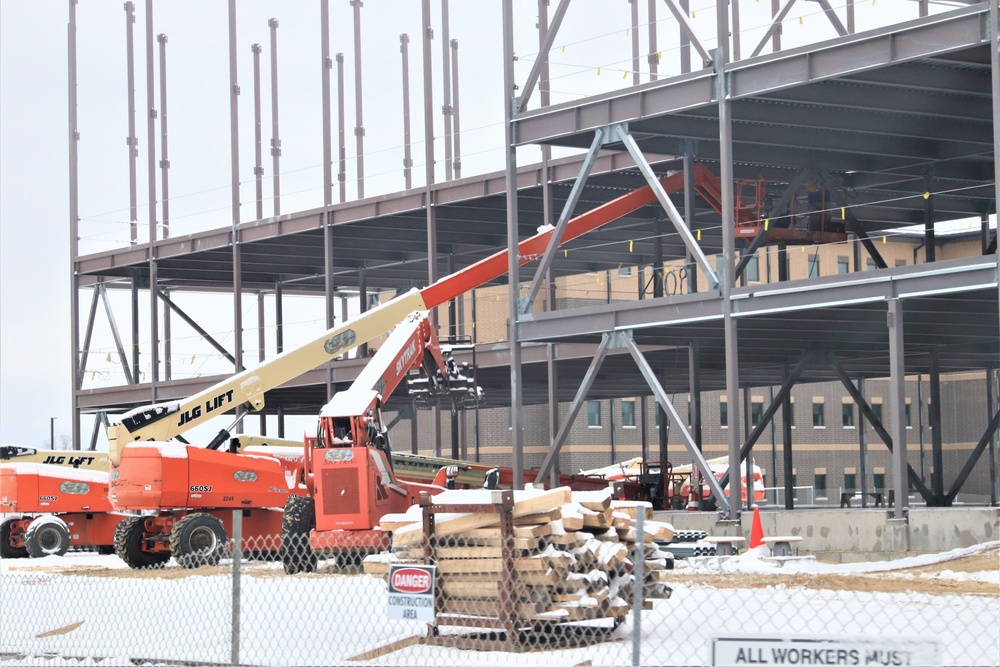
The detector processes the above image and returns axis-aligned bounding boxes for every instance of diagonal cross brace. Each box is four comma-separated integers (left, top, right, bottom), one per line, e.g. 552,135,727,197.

520,126,606,315
533,333,612,484
516,0,571,114
610,124,720,288
718,350,817,491
828,352,932,501
945,407,1000,504
621,332,730,511
659,0,711,66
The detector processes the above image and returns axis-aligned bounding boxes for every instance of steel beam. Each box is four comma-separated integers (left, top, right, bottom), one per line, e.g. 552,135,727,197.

269,18,281,216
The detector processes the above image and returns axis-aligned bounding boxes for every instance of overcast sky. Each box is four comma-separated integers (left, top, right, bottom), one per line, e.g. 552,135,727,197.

0,1,928,449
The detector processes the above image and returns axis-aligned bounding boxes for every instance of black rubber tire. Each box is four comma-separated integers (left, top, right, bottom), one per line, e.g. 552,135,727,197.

281,494,317,574
24,516,71,558
0,517,28,559
114,515,170,569
170,513,227,568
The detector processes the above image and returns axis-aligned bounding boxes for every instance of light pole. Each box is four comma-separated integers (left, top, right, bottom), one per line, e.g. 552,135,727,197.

50,417,57,449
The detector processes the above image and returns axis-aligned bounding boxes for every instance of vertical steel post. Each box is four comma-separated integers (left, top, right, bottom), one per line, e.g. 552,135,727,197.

411,402,419,455
257,292,266,434
717,0,741,517
689,339,702,473
859,377,869,506
988,365,999,505
337,53,347,203
629,0,640,85
400,34,412,190
731,0,741,61
321,2,332,208
68,0,80,447
131,281,140,382
145,0,160,397
846,0,855,34
441,0,454,181
924,173,936,262
502,0,524,488
163,288,172,381
125,2,138,245
450,39,462,179
269,18,281,217
352,0,365,199
993,0,1000,366
158,33,170,237
252,43,263,221
743,386,753,505
679,0,690,73
359,265,368,358
771,0,781,51
888,299,908,519
683,151,697,293
228,0,244,424
929,350,944,502
782,364,793,509
647,0,658,81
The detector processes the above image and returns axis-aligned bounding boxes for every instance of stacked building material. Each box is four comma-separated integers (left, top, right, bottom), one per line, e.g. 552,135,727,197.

363,486,673,626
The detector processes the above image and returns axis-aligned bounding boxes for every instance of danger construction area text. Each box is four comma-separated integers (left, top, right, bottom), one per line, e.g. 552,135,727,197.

387,595,434,608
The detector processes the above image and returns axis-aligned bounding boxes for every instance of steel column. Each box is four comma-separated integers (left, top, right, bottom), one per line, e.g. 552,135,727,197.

400,34,412,190
683,150,698,293
157,33,170,236
647,0,658,81
924,173,936,262
252,42,263,221
69,0,81,447
228,0,243,432
257,292,266,435
503,0,524,488
440,0,453,181
450,39,462,179
717,0,742,518
858,376,869,507
337,52,347,203
630,0,640,85
929,350,945,502
269,18,281,216
163,287,172,381
131,279,140,382
351,0,365,199
688,339,702,465
321,2,332,207
124,2,138,245
887,299,908,519
679,0,690,74
782,364,793,509
990,366,999,505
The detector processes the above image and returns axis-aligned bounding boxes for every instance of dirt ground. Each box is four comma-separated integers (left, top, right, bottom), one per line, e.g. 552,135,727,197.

12,545,999,597
673,545,1000,597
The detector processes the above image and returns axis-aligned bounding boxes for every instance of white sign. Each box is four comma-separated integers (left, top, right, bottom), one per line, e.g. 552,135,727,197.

712,635,941,667
387,564,436,623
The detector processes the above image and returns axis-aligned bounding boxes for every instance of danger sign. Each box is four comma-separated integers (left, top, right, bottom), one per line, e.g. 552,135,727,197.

387,563,436,623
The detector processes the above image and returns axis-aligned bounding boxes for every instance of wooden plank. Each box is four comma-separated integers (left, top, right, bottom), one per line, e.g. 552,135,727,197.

436,557,549,574
573,489,612,512
581,508,612,528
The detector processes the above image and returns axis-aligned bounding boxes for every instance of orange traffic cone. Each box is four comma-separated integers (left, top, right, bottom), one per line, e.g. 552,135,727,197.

749,506,765,548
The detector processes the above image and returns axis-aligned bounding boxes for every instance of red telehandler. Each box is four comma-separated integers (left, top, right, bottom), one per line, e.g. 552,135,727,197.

280,310,480,573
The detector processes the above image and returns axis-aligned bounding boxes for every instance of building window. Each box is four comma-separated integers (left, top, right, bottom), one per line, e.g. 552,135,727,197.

842,403,855,428
720,400,728,428
905,402,912,428
747,255,760,282
873,473,886,493
871,402,883,425
507,407,512,428
812,402,825,427
751,401,764,428
808,254,820,277
619,265,632,277
866,258,877,271
587,400,601,427
844,473,857,493
895,259,907,267
815,473,827,499
837,256,850,274
622,400,636,427
786,401,795,428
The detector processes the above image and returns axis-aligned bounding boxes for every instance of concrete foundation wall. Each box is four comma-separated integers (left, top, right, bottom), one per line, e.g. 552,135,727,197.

654,507,1000,563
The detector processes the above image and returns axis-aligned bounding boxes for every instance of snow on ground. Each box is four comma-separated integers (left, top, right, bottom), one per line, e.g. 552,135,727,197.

1,543,998,666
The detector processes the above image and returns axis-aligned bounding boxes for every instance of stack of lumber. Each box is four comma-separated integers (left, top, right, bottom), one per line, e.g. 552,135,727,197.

363,486,673,624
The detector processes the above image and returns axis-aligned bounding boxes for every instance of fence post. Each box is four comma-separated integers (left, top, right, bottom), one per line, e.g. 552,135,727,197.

231,509,242,665
632,510,644,666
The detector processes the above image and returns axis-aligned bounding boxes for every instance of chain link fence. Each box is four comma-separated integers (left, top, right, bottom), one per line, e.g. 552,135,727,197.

1,514,998,667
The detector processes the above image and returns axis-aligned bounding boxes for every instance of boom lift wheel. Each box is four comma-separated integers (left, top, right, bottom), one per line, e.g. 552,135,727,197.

0,517,28,559
281,495,317,574
24,515,71,558
114,515,170,569
170,513,227,568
